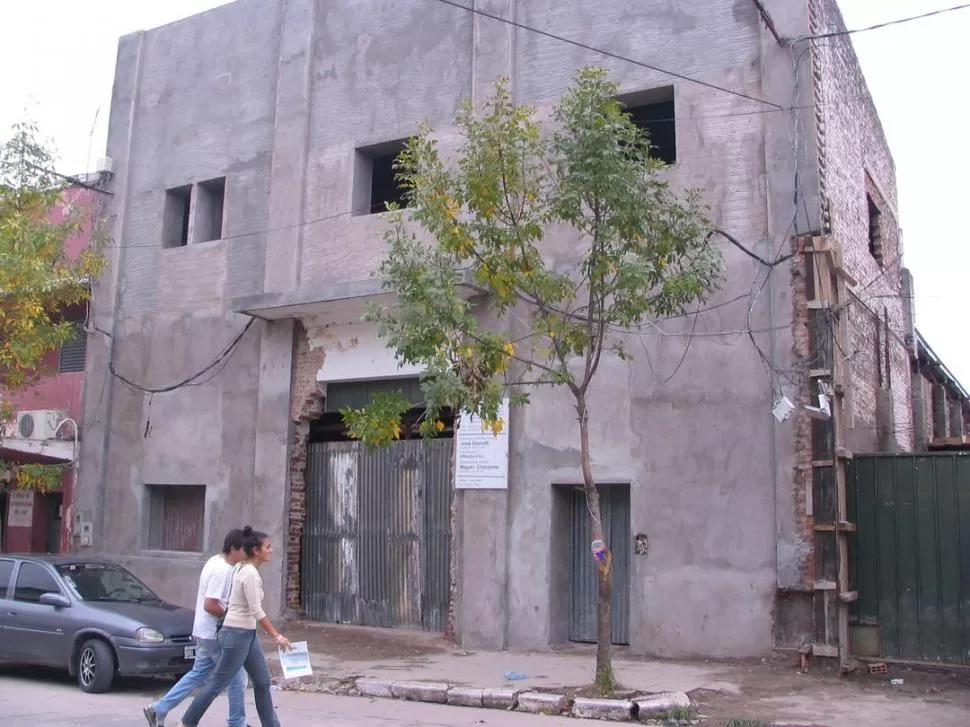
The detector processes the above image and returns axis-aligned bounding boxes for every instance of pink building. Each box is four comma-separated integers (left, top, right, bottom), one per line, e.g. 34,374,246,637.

0,180,101,554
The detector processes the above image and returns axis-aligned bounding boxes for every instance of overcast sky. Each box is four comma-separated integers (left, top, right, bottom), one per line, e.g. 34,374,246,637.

2,1,966,384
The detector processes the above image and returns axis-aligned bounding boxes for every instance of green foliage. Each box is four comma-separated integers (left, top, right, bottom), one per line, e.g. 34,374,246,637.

0,121,106,421
341,67,721,443
0,461,67,492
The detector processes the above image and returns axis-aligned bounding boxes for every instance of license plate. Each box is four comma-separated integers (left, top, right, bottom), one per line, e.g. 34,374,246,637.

184,646,196,660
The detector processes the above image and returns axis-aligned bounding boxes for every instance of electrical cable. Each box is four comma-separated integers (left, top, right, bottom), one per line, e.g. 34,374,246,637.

106,318,255,394
424,0,785,110
793,2,970,43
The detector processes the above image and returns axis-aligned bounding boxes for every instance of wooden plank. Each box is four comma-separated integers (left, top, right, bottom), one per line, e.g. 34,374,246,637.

837,520,857,533
839,591,859,603
809,368,833,379
813,459,835,468
837,446,854,460
814,579,837,591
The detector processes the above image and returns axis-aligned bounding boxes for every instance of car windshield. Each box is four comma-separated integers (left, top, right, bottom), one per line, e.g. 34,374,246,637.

57,563,160,603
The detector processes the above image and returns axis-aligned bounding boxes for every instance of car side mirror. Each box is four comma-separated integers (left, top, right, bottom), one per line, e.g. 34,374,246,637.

39,592,71,609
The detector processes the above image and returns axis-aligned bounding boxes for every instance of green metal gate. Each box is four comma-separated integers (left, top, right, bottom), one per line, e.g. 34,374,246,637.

848,453,970,664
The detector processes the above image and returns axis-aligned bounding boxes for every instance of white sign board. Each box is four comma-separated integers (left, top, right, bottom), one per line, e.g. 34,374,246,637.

454,398,510,490
278,640,313,679
7,490,34,528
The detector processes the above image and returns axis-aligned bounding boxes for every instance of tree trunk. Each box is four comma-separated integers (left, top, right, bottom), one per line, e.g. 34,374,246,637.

577,393,614,691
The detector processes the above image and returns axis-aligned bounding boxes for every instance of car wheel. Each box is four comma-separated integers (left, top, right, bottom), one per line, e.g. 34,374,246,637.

77,639,115,693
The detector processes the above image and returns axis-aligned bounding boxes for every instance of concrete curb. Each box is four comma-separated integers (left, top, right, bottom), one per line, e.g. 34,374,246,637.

278,675,695,723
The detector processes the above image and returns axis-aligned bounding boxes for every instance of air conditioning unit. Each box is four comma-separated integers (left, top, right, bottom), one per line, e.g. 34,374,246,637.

14,409,67,441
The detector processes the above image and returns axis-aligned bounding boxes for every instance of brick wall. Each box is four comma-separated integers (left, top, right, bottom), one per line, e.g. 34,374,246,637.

284,321,326,611
810,0,913,453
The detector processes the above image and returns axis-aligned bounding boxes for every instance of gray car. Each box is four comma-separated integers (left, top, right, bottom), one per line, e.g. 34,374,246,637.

0,554,196,693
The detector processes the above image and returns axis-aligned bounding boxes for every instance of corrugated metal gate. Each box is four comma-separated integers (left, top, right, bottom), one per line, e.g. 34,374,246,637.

848,453,970,664
301,438,453,632
568,485,630,645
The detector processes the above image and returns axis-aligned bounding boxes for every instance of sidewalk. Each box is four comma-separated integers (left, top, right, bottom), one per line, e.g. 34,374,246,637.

260,622,970,727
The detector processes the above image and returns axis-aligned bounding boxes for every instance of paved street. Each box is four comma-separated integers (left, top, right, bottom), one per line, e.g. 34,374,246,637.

0,667,587,727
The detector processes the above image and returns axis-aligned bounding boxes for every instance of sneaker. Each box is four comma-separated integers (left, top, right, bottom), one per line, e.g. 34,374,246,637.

142,705,159,727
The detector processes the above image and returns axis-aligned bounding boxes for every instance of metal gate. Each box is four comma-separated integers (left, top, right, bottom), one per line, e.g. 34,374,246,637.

301,438,453,632
848,453,970,664
568,485,630,645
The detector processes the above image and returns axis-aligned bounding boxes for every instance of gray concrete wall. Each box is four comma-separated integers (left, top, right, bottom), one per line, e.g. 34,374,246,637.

83,0,822,657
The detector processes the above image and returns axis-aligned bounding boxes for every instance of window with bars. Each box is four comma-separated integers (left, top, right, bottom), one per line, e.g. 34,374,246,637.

58,326,87,373
145,484,205,552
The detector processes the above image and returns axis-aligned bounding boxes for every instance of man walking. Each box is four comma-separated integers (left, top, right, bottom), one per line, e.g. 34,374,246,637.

143,529,249,727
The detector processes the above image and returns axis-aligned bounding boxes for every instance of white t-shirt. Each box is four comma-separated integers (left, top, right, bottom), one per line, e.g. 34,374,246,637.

192,554,235,640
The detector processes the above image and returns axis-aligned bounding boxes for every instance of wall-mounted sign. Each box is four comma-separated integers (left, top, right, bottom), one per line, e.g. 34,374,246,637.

454,398,510,490
7,490,34,528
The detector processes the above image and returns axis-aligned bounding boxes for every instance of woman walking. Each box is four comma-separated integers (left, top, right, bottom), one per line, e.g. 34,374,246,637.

180,526,291,727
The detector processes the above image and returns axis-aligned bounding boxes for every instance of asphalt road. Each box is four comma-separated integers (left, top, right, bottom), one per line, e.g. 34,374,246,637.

0,666,589,726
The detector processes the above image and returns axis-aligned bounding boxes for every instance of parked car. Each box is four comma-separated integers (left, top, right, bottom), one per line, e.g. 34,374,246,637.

0,554,196,693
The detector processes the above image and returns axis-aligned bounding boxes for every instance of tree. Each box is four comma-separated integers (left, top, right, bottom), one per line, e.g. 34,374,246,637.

0,121,105,487
342,67,722,690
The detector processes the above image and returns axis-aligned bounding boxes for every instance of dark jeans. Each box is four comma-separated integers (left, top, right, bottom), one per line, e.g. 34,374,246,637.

181,626,279,727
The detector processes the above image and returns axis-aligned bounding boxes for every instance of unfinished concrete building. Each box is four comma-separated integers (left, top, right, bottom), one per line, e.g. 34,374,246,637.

77,0,937,660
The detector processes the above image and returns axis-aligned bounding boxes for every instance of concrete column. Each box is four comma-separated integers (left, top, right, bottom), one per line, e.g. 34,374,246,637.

252,319,296,618
457,0,517,650
911,372,928,451
264,0,316,292
949,395,965,438
932,384,947,441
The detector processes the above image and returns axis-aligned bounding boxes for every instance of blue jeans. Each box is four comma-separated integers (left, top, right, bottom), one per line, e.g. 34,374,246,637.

182,627,278,727
152,637,247,727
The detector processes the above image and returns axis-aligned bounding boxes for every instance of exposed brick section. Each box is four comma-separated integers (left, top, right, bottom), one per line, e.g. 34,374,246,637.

285,321,326,612
790,235,816,590
810,0,913,453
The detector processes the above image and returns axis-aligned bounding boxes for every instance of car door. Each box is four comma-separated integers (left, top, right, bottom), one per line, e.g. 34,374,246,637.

2,561,71,666
0,559,15,654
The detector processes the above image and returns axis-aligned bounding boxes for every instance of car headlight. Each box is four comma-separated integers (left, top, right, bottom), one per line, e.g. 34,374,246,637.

134,627,165,643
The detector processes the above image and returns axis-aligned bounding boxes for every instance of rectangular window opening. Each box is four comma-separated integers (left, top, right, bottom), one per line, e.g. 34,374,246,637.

163,185,192,248
353,139,411,216
58,324,87,374
194,177,226,243
619,87,676,165
867,194,883,266
145,484,205,552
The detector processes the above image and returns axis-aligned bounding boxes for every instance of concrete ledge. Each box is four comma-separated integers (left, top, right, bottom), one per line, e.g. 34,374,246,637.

635,691,691,718
390,680,449,703
482,687,521,710
447,686,484,708
572,697,636,721
517,691,568,715
355,678,394,698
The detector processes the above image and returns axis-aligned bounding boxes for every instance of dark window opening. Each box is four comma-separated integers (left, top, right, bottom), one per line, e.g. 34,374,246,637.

146,484,205,552
311,378,455,443
353,139,411,216
867,194,883,266
194,177,226,242
310,407,456,444
13,562,61,603
620,88,676,165
58,324,87,373
163,185,192,248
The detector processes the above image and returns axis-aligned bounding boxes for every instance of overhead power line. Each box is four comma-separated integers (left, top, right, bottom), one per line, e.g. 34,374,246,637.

794,2,970,42
424,0,785,110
